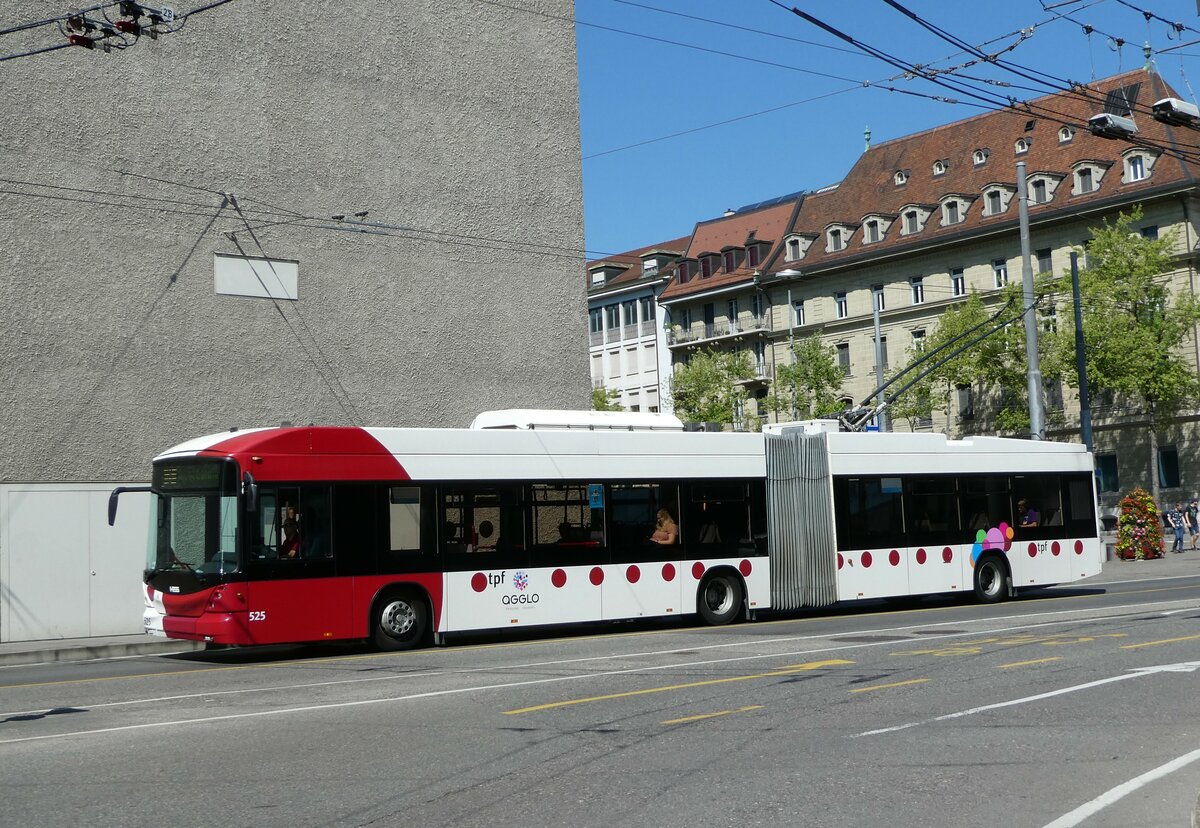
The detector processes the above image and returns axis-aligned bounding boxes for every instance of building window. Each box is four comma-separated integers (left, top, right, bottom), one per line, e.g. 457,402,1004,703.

1077,167,1095,194
1031,179,1048,204
751,293,764,319
1015,138,1029,154
973,149,988,165
943,200,960,225
910,276,924,304
786,238,800,261
640,296,655,322
1059,125,1074,142
605,304,619,330
1036,248,1052,274
904,210,919,234
1040,304,1057,334
1096,454,1120,493
993,259,1009,288
865,220,880,243
836,342,850,375
933,160,946,176
678,262,690,282
894,170,907,186
835,291,848,319
700,258,712,278
829,228,844,252
747,245,760,267
727,298,738,325
957,385,974,420
792,299,805,327
1159,446,1181,488
951,267,966,296
680,308,690,329
1141,225,1158,240
872,285,885,311
1128,154,1146,182
986,190,1003,215
723,250,736,272
912,328,926,352
875,336,888,370
589,308,602,334
622,300,637,327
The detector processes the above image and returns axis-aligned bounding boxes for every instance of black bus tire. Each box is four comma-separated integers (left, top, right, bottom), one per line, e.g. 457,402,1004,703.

973,554,1008,604
697,571,744,625
372,588,429,651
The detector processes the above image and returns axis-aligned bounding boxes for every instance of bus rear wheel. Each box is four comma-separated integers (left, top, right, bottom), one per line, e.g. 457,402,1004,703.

973,555,1008,604
372,589,428,651
698,571,743,625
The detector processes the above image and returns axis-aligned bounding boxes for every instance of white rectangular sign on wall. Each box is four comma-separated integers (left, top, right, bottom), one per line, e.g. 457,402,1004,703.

214,253,299,300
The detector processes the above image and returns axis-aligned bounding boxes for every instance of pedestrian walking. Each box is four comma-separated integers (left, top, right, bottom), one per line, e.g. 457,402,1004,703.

1166,502,1186,553
1187,498,1199,549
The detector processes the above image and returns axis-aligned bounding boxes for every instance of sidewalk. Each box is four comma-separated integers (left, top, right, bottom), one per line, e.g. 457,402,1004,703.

1,545,1195,668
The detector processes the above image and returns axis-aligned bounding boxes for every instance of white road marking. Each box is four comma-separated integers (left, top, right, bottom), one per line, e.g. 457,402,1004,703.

1041,745,1200,828
856,661,1200,737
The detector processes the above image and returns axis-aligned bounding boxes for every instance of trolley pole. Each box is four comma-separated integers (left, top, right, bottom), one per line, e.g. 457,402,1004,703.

1071,252,1094,452
1017,162,1045,440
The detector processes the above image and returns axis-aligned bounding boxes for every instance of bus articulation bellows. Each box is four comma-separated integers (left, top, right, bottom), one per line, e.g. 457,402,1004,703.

114,415,1102,649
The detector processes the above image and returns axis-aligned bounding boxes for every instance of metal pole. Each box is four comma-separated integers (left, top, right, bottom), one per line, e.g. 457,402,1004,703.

787,287,797,420
873,299,888,431
1017,161,1045,440
1071,252,1094,452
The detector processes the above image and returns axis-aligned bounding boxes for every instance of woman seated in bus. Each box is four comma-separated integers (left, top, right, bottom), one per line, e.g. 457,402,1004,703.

649,509,678,545
1018,499,1039,528
280,519,301,559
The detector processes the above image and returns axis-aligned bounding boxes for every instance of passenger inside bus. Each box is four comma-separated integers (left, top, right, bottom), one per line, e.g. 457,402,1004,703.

280,519,301,559
1018,499,1040,527
650,508,678,544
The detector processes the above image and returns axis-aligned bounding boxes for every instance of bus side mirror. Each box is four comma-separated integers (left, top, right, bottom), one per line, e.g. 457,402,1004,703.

243,472,258,512
108,486,153,526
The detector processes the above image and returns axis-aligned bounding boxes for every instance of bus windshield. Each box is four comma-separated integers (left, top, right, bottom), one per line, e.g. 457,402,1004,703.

147,460,239,578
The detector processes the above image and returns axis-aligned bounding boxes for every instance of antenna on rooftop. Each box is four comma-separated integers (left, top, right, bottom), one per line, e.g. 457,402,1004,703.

864,125,871,152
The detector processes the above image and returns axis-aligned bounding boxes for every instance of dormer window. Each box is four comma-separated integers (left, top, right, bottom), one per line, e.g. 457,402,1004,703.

973,149,989,166
894,170,908,186
1059,126,1074,143
786,238,801,261
897,206,932,236
865,219,880,243
933,160,947,176
747,245,760,267
723,250,737,272
1071,160,1110,195
942,199,961,225
678,262,690,282
784,233,816,262
1015,138,1030,154
1026,173,1062,205
982,185,1015,216
700,257,712,278
1122,149,1158,183
642,257,659,277
904,210,919,234
828,228,844,252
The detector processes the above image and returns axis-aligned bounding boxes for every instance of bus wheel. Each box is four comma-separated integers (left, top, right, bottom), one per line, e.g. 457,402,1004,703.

973,555,1008,604
698,571,743,625
372,589,428,650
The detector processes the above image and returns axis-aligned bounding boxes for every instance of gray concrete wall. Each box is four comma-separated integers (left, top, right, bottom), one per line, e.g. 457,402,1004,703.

0,0,586,483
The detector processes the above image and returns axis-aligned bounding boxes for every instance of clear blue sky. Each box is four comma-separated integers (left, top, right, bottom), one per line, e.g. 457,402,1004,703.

576,0,1200,258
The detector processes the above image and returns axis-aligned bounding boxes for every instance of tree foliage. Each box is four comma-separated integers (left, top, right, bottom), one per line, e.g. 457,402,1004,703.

591,387,623,411
668,348,754,427
766,335,845,420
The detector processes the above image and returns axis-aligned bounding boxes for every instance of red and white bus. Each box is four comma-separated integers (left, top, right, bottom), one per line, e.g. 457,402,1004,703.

113,414,1102,650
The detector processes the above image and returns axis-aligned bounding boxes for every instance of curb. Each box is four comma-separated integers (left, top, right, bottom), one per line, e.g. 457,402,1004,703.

0,639,205,667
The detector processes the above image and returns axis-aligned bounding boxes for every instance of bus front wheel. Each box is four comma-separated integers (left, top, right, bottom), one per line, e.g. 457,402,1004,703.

698,571,743,625
973,555,1008,604
372,589,428,650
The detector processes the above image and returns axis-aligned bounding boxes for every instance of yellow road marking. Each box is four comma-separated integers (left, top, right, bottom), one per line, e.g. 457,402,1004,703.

999,657,1063,669
662,705,764,725
849,678,929,693
502,659,854,714
1121,633,1200,650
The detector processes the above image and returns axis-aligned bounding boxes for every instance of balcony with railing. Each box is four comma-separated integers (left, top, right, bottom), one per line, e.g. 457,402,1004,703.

667,315,769,348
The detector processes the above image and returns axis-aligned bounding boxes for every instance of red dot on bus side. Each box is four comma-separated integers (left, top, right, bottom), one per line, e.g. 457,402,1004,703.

889,549,900,567
626,565,640,584
691,561,705,580
1074,539,1084,555
837,553,843,570
861,551,873,568
739,559,752,577
942,547,953,563
551,568,567,588
662,563,676,581
589,567,604,586
916,548,927,565
1051,541,1061,556
1028,542,1038,558
471,573,487,593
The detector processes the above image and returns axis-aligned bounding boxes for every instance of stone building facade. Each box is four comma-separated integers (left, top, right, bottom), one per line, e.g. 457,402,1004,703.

0,0,584,640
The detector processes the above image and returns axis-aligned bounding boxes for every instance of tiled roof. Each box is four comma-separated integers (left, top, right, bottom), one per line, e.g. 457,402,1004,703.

659,197,801,300
586,234,690,291
767,70,1197,275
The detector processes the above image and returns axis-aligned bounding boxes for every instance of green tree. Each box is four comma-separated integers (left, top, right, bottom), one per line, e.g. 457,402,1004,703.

766,334,845,420
591,387,623,411
1040,207,1200,504
668,348,754,428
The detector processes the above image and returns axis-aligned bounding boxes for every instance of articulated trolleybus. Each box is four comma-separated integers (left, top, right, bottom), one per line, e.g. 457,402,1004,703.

115,411,1102,650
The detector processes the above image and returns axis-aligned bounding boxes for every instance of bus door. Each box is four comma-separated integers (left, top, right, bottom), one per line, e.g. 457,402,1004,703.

244,485,354,644
527,483,606,626
606,483,681,620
